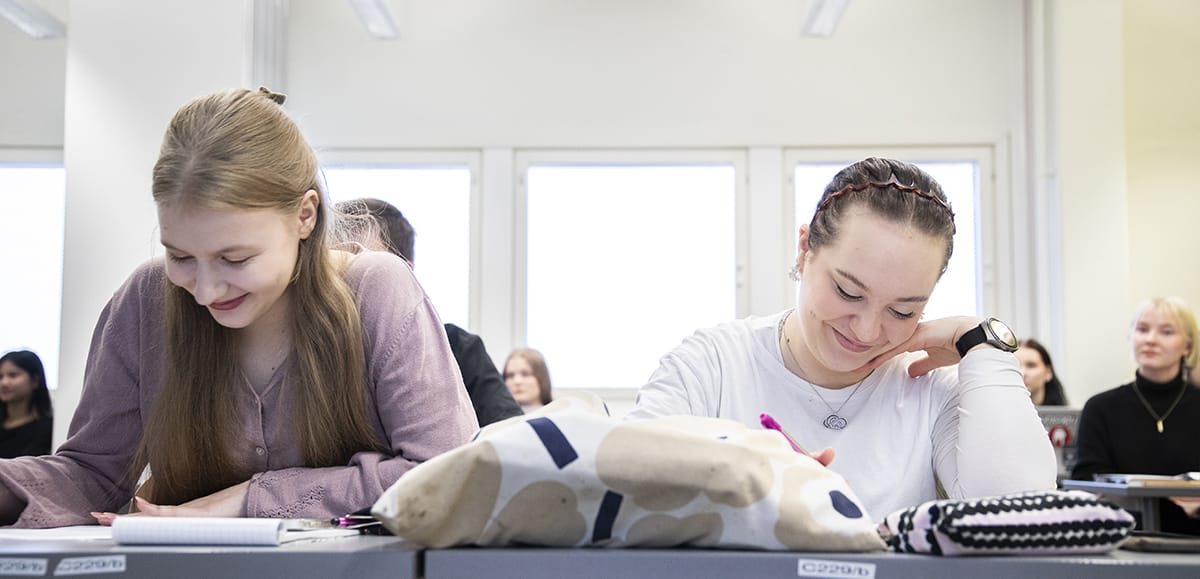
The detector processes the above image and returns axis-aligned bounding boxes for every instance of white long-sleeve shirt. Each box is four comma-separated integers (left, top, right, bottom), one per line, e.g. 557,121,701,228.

628,310,1057,521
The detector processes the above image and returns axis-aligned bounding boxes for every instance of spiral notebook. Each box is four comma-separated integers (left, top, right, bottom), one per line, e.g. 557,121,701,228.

111,517,360,546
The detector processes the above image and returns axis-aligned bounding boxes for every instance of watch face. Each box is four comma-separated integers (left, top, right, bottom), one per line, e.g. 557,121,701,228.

986,317,1018,350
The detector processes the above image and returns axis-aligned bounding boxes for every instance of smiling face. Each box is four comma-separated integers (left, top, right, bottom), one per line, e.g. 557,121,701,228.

0,360,34,407
504,355,542,407
793,208,945,384
1131,305,1192,383
158,192,317,333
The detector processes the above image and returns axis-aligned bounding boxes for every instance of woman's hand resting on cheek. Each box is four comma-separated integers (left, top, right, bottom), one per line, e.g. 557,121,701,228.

860,316,984,377
91,480,251,525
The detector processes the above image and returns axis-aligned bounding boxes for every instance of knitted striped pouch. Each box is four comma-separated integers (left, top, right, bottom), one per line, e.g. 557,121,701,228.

879,490,1135,556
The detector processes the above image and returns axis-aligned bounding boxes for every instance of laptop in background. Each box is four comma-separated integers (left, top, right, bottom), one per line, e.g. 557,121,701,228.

1037,406,1080,482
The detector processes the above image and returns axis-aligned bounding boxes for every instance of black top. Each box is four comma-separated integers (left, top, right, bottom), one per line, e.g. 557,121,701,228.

1041,383,1069,406
444,323,524,427
0,413,53,459
1072,372,1200,535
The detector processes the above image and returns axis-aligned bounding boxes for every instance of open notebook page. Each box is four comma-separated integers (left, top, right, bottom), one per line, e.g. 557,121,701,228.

111,517,359,546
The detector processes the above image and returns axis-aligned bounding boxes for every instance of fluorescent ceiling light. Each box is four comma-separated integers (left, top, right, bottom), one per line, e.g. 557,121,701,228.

802,0,850,38
349,0,398,40
0,0,65,39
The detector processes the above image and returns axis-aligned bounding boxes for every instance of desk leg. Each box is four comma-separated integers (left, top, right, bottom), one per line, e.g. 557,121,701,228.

1140,498,1160,531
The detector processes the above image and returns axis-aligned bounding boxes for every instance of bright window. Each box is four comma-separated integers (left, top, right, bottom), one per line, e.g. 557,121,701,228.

0,165,66,391
322,165,472,327
793,161,980,320
523,163,738,390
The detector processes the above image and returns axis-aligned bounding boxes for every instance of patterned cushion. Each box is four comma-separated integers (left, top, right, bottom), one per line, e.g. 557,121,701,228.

372,395,886,551
879,490,1135,556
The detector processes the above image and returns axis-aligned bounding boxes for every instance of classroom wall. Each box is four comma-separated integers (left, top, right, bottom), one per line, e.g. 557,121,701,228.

51,0,253,445
286,0,1026,148
0,0,64,148
1050,0,1132,403
1123,0,1200,336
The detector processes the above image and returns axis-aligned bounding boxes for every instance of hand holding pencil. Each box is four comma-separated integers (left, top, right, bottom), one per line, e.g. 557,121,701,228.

760,413,835,467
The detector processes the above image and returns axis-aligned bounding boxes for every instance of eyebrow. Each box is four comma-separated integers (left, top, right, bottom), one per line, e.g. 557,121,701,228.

835,268,929,303
160,241,258,254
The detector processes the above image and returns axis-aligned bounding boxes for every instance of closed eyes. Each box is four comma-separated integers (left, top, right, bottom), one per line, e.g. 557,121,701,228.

834,282,915,320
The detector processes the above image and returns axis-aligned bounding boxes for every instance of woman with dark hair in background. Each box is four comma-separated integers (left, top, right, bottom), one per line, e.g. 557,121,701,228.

1016,338,1069,406
0,350,53,459
504,348,553,412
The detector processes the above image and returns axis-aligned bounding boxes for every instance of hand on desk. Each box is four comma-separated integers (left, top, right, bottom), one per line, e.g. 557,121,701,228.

1170,496,1200,518
91,480,251,525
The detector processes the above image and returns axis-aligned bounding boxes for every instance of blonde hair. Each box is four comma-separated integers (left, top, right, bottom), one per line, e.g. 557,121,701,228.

1131,297,1199,372
138,88,384,505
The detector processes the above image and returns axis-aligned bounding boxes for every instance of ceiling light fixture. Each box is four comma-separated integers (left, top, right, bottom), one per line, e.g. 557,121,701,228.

348,0,399,40
0,0,65,39
801,0,850,38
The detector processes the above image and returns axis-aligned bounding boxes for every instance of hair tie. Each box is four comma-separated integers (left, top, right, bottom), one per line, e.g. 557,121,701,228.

257,86,287,105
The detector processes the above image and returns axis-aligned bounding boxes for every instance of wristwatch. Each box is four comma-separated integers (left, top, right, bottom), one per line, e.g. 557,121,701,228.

955,317,1019,357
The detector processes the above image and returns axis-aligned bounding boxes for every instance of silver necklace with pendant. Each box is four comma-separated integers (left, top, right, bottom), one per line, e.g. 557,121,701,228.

778,310,866,431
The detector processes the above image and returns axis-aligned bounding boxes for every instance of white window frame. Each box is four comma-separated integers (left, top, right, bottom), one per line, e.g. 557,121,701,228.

512,149,749,391
0,147,66,393
317,149,482,328
782,145,1014,322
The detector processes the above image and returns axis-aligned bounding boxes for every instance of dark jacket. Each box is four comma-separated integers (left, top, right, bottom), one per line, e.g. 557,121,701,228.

445,323,523,426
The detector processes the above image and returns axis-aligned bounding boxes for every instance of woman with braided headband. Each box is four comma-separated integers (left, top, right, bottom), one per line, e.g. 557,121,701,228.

631,157,1056,521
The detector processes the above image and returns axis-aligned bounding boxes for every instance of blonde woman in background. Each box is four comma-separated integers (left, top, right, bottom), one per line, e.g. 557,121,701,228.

1072,297,1200,535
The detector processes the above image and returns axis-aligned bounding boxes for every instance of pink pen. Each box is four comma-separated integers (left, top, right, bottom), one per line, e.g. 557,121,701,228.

759,413,809,455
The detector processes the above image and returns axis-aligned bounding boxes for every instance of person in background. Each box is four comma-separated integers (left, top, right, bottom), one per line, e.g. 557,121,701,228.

336,198,523,426
503,348,553,413
1015,338,1069,406
1072,297,1200,535
0,88,477,528
0,350,53,459
629,157,1056,521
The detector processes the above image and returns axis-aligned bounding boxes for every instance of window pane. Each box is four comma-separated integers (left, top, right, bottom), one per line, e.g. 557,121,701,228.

0,166,65,391
322,166,471,327
525,165,737,390
793,161,979,319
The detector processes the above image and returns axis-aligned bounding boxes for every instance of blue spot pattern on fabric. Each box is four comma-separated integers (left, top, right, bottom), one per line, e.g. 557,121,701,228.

829,490,864,519
527,417,579,469
592,490,623,543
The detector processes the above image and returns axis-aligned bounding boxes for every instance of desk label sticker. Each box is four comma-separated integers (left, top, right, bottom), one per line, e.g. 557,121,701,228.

0,558,47,576
53,556,125,576
796,558,876,579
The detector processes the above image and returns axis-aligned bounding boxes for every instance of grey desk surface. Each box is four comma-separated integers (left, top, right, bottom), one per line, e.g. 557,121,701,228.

424,547,1200,579
3,538,1198,579
0,535,417,579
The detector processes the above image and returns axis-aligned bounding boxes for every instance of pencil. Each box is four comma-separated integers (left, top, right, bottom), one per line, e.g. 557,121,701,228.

759,412,808,455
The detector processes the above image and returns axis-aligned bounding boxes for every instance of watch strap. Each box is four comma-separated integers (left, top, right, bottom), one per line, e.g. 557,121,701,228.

955,324,987,358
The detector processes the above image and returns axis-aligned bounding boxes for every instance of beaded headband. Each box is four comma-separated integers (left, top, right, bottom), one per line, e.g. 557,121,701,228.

813,174,955,222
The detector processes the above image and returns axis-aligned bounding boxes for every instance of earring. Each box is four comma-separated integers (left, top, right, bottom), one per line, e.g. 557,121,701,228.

787,265,801,282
